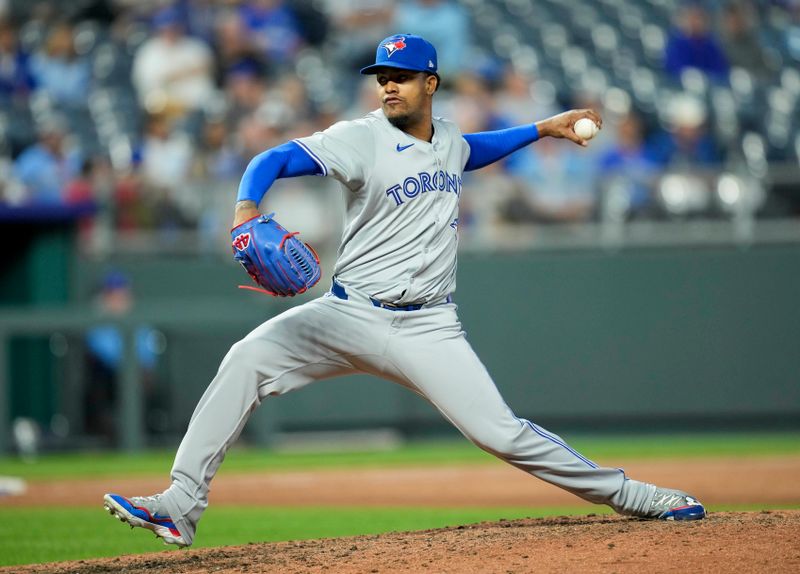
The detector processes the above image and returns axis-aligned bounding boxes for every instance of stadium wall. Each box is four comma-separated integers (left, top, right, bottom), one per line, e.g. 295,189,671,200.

87,244,800,437
2,242,799,451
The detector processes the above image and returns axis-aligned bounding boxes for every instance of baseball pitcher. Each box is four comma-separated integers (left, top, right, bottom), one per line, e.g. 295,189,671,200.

104,34,705,547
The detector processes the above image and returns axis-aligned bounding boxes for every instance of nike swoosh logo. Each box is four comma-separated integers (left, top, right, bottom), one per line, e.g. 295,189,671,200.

396,143,415,152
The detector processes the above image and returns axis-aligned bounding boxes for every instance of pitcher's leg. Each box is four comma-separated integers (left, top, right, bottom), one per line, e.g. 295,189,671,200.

161,300,356,544
384,313,653,515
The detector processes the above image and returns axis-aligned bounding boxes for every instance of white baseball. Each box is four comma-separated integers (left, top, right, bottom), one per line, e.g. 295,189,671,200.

573,117,599,140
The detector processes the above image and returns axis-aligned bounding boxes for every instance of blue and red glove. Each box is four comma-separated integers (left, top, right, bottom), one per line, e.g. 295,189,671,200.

231,213,321,297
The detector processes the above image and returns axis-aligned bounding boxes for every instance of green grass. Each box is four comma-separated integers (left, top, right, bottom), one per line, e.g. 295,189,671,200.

0,432,798,481
0,505,597,567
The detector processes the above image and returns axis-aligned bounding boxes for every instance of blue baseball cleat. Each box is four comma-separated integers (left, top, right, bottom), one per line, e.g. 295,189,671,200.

648,488,706,521
103,493,187,547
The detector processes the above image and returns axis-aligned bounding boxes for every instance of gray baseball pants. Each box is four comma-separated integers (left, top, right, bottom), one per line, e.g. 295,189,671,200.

161,285,656,545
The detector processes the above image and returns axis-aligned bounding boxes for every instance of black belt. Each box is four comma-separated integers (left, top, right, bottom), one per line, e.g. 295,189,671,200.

330,278,451,311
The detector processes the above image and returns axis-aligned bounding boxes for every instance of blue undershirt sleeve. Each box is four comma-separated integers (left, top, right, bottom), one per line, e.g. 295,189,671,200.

236,141,322,204
463,124,540,172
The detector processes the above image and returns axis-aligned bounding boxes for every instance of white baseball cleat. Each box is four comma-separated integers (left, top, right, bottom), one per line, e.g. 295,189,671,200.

646,487,706,521
103,493,188,547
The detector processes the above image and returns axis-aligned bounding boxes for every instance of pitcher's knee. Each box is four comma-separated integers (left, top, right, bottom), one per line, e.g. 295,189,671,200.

215,337,276,387
224,337,264,365
219,335,311,396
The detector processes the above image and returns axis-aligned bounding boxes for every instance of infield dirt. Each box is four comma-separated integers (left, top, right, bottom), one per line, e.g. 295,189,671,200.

5,455,799,508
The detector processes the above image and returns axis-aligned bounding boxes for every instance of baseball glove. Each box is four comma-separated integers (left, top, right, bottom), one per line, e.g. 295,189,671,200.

231,213,321,297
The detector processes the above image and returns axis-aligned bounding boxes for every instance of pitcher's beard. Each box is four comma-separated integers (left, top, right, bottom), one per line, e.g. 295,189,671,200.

386,112,413,131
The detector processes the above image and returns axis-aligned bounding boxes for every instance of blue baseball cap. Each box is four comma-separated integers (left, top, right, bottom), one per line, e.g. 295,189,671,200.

101,270,130,291
360,34,439,77
152,6,182,30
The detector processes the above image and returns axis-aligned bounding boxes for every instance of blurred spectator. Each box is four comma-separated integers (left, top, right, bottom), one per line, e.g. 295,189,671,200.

224,60,268,129
180,0,221,43
189,115,242,250
598,112,660,217
287,0,329,47
139,112,195,227
64,157,94,204
392,0,470,76
132,6,215,117
496,65,558,126
13,118,81,203
645,95,722,168
664,2,729,83
237,105,286,159
0,154,26,204
64,156,112,245
504,137,598,224
263,182,335,247
449,71,527,171
113,162,146,232
140,113,193,189
450,71,511,134
459,165,519,239
84,270,164,439
0,19,35,103
212,10,265,83
273,74,316,132
322,0,392,71
342,75,381,119
783,2,800,62
237,116,270,160
238,0,304,69
30,21,91,107
192,116,243,182
719,1,771,77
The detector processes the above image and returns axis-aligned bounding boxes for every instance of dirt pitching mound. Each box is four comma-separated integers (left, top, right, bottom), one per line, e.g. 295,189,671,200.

9,511,800,574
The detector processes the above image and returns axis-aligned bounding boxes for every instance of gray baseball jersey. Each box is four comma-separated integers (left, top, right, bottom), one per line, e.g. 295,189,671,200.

294,108,466,305
157,110,658,546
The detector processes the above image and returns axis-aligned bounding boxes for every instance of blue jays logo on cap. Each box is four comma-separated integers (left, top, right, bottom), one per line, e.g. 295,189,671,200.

360,34,439,77
382,37,407,57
